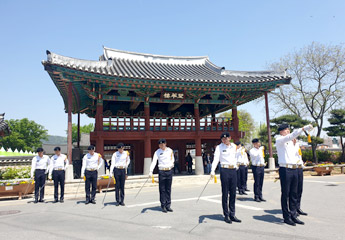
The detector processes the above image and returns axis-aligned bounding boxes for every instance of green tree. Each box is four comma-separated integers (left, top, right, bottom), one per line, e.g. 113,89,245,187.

269,42,345,163
69,123,94,143
219,110,256,144
0,118,48,151
323,109,345,163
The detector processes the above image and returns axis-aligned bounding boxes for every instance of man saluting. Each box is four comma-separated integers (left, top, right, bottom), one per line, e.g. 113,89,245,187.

211,132,241,224
81,145,103,204
149,139,174,213
276,123,313,226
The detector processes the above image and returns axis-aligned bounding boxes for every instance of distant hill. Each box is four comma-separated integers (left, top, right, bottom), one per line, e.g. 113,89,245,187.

42,135,67,145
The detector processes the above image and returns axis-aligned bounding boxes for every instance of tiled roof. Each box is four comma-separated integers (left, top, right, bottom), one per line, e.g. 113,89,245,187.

42,47,291,84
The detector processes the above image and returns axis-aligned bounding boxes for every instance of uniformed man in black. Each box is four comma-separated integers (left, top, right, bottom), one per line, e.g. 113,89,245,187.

149,139,175,213
211,132,241,224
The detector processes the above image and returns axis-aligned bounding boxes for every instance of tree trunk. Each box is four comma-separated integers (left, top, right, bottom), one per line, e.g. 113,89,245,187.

341,137,345,164
312,143,318,164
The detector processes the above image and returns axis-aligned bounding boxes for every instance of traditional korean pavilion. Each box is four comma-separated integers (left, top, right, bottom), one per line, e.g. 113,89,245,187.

42,47,291,175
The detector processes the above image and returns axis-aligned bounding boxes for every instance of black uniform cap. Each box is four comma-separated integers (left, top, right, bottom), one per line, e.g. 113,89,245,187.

158,138,166,144
54,146,61,151
36,147,44,153
87,145,95,150
278,124,289,132
117,143,124,149
252,138,259,143
235,141,241,146
220,132,230,139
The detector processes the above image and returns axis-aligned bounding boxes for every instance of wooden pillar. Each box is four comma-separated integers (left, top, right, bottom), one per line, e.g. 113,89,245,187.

232,107,239,142
194,102,203,175
67,82,73,164
77,112,80,148
265,92,275,169
95,99,103,131
143,101,152,175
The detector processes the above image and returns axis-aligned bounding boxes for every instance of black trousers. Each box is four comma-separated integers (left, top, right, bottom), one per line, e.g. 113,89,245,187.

114,168,126,203
187,164,192,173
85,170,98,201
297,167,304,210
220,168,237,217
244,166,248,189
34,169,46,201
279,167,298,220
252,166,264,198
52,170,65,201
237,165,246,192
158,169,173,208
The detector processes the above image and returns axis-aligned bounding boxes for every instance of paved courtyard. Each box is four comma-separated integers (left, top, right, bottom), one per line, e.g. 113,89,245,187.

0,174,344,240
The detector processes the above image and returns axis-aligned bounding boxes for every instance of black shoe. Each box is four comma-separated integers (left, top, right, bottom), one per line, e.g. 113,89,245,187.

284,218,296,226
297,209,308,216
39,199,45,203
34,200,38,204
230,216,241,223
161,207,167,213
242,191,248,195
259,197,266,202
224,216,232,224
291,217,304,225
115,202,120,206
85,200,90,205
119,202,125,206
53,199,58,203
166,207,173,212
238,191,243,195
60,199,64,203
245,188,250,192
254,197,261,202
91,200,96,204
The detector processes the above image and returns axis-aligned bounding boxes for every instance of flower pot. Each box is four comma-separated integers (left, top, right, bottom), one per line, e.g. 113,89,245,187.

97,178,115,192
0,183,34,199
313,166,334,176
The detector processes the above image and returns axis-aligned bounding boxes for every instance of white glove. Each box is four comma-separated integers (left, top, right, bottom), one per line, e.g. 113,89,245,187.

81,174,84,178
304,124,313,132
210,171,215,178
48,175,52,181
109,173,113,178
148,172,153,178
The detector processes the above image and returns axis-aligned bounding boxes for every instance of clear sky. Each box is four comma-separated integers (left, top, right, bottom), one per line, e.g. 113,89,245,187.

1,0,344,136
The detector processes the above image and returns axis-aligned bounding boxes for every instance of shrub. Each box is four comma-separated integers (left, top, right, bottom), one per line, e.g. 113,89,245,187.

0,166,31,180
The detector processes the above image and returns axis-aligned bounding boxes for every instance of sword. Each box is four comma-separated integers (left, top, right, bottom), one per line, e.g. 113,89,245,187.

22,179,34,199
196,176,212,203
102,176,113,205
134,178,149,199
74,177,83,200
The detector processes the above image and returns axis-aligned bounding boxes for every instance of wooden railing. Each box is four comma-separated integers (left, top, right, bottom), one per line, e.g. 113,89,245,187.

102,116,233,132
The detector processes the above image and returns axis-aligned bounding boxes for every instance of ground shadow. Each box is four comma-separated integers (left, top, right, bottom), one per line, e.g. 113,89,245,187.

253,214,283,224
76,200,86,204
237,197,255,202
264,209,282,215
198,214,224,223
325,184,338,187
103,202,118,207
141,206,162,213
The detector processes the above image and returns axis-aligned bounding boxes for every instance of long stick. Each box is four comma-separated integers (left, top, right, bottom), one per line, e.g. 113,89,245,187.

134,178,149,199
22,180,34,199
102,177,112,205
74,178,83,200
196,177,212,203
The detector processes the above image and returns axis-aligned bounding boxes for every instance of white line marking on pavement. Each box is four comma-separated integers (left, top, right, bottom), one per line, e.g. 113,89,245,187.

304,180,340,184
152,226,172,229
201,198,263,211
126,194,263,211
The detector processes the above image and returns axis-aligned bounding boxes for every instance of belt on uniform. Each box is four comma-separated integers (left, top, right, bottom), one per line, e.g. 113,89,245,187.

159,167,173,171
221,164,236,169
297,165,303,169
239,163,246,166
280,164,298,169
35,169,46,171
54,168,64,171
115,166,126,169
86,168,97,171
252,164,265,167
